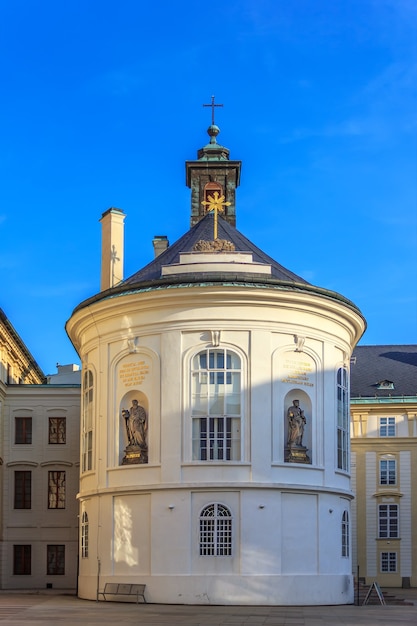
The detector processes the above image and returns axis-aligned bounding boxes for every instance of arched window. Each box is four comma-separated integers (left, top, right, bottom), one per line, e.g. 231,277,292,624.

337,367,349,470
191,349,241,461
81,511,89,558
341,510,349,557
199,503,232,556
82,370,94,472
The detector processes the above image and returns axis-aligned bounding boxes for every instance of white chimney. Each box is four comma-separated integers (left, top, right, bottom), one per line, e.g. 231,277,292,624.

100,207,126,291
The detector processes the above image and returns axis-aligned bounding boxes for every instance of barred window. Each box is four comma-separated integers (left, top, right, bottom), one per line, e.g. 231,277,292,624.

199,503,232,556
191,349,241,461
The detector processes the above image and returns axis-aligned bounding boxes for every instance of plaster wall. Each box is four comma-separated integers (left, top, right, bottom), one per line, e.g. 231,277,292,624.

69,283,364,604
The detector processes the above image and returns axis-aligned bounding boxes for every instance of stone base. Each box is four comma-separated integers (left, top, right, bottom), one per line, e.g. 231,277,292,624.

285,446,311,464
122,445,148,465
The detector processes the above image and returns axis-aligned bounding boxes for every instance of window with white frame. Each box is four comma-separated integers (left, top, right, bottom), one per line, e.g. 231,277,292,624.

82,370,94,472
81,511,89,558
337,367,349,470
380,458,396,485
379,504,399,538
191,349,241,461
199,503,232,556
341,510,349,557
379,417,396,437
381,551,397,573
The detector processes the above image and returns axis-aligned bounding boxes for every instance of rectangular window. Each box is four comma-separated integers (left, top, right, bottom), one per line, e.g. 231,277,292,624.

379,504,399,538
14,471,31,509
48,471,66,509
47,545,65,575
337,367,349,470
49,418,66,444
193,416,240,461
13,545,31,575
191,349,241,461
380,417,396,437
380,459,396,485
82,371,94,472
15,417,32,444
381,551,397,573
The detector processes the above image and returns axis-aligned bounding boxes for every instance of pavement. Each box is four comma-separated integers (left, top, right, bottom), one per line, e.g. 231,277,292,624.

0,589,416,626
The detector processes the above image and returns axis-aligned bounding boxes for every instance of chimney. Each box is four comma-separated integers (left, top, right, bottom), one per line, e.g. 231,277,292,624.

152,235,169,258
100,207,126,291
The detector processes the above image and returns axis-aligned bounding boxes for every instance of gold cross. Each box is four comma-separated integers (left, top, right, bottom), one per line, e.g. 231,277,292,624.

201,192,231,239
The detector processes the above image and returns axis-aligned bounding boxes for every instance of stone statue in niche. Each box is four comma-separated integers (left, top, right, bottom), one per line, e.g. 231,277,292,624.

122,399,148,465
285,399,311,464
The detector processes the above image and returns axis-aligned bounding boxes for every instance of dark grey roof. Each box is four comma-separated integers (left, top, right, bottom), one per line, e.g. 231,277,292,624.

123,212,309,285
350,345,417,398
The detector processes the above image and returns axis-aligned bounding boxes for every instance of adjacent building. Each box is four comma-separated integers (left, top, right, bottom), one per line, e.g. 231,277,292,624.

350,345,417,588
0,308,80,589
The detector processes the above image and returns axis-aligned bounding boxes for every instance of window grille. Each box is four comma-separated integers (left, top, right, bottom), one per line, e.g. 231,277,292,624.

191,349,241,461
199,503,232,556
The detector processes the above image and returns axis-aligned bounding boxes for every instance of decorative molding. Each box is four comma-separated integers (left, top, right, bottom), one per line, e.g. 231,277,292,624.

127,336,139,353
193,239,235,252
40,460,73,467
211,330,221,347
293,335,305,352
7,461,38,467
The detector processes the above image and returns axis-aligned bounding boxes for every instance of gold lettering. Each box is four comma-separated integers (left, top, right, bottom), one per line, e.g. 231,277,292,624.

119,361,150,387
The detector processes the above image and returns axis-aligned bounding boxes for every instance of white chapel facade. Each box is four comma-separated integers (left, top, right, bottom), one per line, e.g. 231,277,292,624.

67,120,366,605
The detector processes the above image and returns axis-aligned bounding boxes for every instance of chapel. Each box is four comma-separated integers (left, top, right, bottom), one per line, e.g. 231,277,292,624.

66,109,366,605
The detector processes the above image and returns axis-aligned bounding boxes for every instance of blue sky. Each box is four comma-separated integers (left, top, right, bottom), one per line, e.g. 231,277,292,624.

1,0,416,375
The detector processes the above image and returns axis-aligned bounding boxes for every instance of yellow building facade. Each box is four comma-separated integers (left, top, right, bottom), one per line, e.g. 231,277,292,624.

350,345,417,588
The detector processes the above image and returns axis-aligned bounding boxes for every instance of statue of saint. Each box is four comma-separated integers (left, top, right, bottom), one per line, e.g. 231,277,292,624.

122,399,148,463
287,399,306,447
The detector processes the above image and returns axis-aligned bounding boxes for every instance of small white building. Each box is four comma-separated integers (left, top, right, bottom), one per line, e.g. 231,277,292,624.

67,124,366,605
